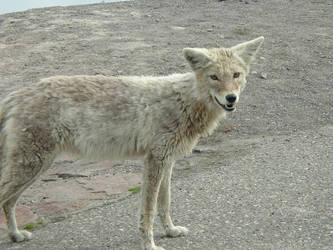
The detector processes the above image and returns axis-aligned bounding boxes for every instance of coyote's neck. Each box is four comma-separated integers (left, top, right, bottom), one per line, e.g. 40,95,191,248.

184,100,220,138
174,73,222,138
155,73,223,156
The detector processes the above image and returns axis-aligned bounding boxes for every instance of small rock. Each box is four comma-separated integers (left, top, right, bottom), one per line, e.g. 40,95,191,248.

251,71,258,75
260,73,267,79
171,26,186,31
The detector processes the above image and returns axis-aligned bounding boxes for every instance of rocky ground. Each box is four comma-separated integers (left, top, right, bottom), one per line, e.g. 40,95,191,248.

0,0,332,249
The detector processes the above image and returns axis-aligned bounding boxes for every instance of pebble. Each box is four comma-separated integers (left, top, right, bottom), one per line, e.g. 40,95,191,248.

260,73,267,79
171,26,186,31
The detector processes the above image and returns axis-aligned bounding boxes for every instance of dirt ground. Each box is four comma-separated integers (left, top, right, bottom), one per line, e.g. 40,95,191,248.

0,0,332,249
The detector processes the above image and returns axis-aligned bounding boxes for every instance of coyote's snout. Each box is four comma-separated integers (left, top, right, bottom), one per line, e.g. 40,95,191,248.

0,37,264,249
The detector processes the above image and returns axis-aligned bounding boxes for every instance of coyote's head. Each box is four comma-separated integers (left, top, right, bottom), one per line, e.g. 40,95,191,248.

183,36,264,112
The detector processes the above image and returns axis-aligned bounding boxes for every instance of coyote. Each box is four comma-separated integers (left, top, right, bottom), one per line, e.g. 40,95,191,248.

0,37,263,249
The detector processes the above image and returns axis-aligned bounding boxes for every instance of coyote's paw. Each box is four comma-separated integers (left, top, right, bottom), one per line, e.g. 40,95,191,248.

142,242,165,250
9,230,32,242
151,246,165,250
166,226,189,238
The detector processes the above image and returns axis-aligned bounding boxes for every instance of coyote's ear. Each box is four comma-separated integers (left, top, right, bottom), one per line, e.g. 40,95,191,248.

231,36,264,65
183,48,212,70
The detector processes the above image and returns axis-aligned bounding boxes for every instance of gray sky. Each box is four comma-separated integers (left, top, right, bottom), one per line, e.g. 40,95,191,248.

0,0,127,14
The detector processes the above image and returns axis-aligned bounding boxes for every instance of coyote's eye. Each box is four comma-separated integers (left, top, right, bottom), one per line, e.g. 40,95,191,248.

233,72,240,78
210,75,219,81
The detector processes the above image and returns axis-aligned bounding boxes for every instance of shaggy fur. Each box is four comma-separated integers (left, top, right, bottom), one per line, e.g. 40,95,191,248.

0,37,263,249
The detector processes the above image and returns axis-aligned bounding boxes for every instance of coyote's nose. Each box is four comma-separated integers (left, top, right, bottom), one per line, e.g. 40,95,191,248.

225,94,237,103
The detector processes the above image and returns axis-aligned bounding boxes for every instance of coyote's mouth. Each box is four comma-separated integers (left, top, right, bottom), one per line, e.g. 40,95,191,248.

214,96,236,112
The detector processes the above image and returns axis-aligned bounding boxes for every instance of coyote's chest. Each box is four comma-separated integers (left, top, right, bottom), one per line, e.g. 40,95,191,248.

169,101,220,156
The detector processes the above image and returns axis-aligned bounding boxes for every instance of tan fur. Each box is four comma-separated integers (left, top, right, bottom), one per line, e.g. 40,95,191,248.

0,37,263,250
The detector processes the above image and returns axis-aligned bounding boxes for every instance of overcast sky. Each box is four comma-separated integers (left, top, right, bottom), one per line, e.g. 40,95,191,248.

0,0,127,14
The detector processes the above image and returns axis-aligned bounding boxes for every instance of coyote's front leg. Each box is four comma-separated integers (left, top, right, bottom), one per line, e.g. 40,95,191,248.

139,153,167,250
158,163,189,237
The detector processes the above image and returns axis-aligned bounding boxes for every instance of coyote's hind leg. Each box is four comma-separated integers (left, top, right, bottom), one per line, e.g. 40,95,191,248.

2,190,32,242
0,147,55,242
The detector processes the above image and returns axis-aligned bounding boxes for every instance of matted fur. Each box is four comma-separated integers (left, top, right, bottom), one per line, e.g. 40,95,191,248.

0,37,263,250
